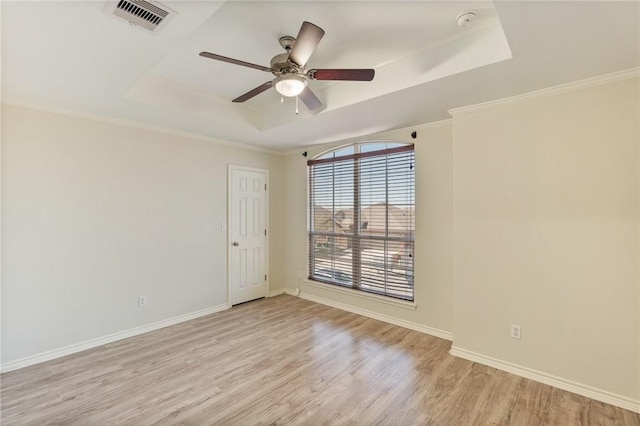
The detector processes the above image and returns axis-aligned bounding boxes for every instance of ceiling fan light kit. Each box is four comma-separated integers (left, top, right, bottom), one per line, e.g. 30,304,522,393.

199,21,375,112
274,75,308,97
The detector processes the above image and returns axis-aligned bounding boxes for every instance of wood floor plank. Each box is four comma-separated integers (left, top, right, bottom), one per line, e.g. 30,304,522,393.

1,295,638,425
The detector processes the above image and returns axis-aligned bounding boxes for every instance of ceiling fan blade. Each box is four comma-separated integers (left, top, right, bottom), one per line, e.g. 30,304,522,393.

299,87,323,111
199,52,272,73
309,69,375,81
288,21,325,67
232,81,273,103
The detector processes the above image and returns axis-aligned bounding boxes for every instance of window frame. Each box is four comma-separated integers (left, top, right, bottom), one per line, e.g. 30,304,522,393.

307,141,415,302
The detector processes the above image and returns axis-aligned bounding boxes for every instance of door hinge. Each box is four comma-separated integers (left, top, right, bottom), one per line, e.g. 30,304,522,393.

265,274,267,281
264,184,267,191
264,229,267,236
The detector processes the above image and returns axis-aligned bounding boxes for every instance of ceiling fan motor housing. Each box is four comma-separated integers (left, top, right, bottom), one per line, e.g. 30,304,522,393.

270,53,298,74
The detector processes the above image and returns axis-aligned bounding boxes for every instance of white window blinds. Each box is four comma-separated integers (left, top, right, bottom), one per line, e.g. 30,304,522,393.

308,143,415,301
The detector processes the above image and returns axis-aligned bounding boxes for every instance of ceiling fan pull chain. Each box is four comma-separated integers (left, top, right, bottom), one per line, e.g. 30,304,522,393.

281,94,284,103
296,96,299,115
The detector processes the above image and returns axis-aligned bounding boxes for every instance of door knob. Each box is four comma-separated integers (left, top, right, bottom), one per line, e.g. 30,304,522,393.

232,241,239,246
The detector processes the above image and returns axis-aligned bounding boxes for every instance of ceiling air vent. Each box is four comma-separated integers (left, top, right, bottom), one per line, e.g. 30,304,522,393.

105,0,176,33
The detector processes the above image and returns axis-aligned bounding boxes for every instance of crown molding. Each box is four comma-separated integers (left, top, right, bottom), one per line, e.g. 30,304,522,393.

448,67,640,116
1,100,284,156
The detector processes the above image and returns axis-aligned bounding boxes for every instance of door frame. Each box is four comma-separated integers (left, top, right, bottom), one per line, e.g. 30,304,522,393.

227,165,270,306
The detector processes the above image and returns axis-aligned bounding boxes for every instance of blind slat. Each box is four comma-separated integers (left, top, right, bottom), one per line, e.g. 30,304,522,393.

308,143,415,301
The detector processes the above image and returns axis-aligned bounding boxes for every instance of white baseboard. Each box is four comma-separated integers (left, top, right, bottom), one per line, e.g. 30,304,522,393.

269,288,298,297
299,292,452,341
450,346,640,414
1,303,230,373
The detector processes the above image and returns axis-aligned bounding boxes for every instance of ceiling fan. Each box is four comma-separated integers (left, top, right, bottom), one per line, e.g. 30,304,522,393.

199,21,375,112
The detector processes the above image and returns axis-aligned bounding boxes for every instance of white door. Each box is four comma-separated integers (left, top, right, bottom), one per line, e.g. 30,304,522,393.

229,166,268,305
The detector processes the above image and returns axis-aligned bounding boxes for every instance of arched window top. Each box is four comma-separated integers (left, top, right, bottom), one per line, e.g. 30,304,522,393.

314,141,411,160
307,140,415,301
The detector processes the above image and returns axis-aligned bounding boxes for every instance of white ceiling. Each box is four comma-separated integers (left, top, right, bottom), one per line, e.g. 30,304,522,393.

2,1,639,152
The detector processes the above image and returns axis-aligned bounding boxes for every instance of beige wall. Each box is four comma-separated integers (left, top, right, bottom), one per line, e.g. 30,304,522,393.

1,105,285,364
282,75,639,406
452,76,639,401
283,122,454,336
3,74,638,407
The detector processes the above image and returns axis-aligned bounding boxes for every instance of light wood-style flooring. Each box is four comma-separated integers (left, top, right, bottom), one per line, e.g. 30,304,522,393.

2,295,639,425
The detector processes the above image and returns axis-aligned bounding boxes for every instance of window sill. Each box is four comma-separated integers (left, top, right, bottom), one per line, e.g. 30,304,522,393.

304,279,417,310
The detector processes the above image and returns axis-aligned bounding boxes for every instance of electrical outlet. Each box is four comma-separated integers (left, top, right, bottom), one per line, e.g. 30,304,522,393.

510,324,521,339
220,222,227,231
138,296,147,307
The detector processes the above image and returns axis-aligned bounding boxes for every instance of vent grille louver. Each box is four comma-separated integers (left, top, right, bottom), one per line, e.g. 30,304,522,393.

106,0,175,33
116,0,167,25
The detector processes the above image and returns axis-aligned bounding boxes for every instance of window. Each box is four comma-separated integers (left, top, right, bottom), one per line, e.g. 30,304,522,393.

308,142,415,301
